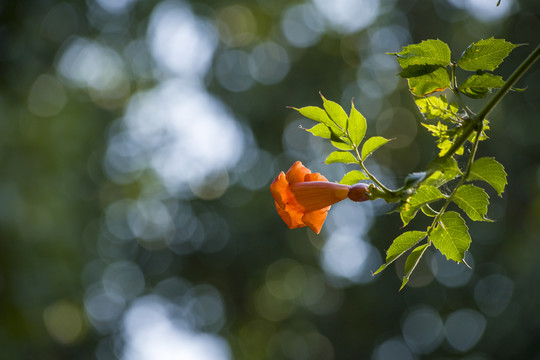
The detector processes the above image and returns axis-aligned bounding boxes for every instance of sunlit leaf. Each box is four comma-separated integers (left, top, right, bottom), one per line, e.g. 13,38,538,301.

373,231,427,275
459,73,505,99
407,67,451,96
303,123,331,139
425,157,462,187
390,39,451,68
361,136,391,161
320,93,348,130
331,139,355,151
292,106,343,134
415,95,460,121
429,211,471,263
324,151,358,164
401,185,445,226
348,101,367,146
339,170,368,185
400,244,430,290
458,38,520,71
468,157,507,196
453,184,491,221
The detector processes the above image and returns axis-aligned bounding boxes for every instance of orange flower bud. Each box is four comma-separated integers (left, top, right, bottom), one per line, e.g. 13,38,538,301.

270,161,350,234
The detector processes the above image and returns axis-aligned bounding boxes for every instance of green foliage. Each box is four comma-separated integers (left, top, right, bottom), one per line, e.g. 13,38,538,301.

291,36,533,289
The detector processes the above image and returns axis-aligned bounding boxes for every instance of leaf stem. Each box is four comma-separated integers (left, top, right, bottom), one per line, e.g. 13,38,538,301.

353,146,395,196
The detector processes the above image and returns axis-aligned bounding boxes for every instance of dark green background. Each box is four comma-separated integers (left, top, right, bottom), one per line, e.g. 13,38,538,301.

1,0,540,359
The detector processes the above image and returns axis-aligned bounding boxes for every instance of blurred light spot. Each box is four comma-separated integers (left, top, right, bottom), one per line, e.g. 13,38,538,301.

96,0,136,14
474,274,513,316
103,260,145,301
312,0,379,34
249,42,290,85
372,337,414,360
266,259,306,301
103,130,146,184
57,37,129,106
190,169,229,200
43,300,85,345
254,285,294,322
147,1,217,78
85,284,126,332
281,4,324,48
321,227,381,286
216,4,257,47
27,74,67,117
446,0,516,22
357,55,399,100
445,309,486,352
41,3,80,43
215,49,254,92
127,198,174,244
376,107,417,149
236,149,276,190
185,284,227,332
123,80,246,194
267,330,309,360
105,199,137,241
402,306,444,354
197,212,230,253
368,25,411,54
122,296,231,360
431,251,474,288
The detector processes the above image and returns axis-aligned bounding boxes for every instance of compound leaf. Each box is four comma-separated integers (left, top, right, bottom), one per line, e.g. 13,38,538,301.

458,38,520,71
453,184,491,221
429,211,471,263
339,170,368,185
401,185,445,226
324,151,358,165
407,66,452,96
390,39,451,68
400,244,430,290
468,157,507,196
348,101,367,146
361,136,391,161
374,231,427,275
292,106,343,135
460,73,505,99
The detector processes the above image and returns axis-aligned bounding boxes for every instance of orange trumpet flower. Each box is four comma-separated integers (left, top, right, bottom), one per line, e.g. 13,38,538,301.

270,161,369,234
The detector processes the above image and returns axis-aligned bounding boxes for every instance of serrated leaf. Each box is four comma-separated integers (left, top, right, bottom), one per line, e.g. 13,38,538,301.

373,231,427,275
425,157,462,187
400,244,430,290
468,157,507,196
458,38,520,71
361,136,391,161
324,151,358,165
320,93,348,130
339,170,368,185
401,185,445,226
453,184,491,221
303,123,331,139
421,204,439,217
390,39,451,68
459,73,505,99
348,101,367,146
429,211,471,263
407,67,451,96
415,95,460,121
293,106,343,134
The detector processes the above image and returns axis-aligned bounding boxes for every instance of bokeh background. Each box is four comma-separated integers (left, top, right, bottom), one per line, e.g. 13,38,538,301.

1,0,540,359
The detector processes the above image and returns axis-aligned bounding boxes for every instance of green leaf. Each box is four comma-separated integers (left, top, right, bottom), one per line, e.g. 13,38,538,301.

415,95,460,121
292,106,343,134
468,157,507,196
331,139,355,151
373,231,427,275
400,244,430,290
361,136,391,161
320,93,348,130
339,170,368,185
401,185,445,226
390,39,451,68
348,101,367,146
407,66,451,96
429,211,471,263
324,151,358,165
303,123,331,139
459,73,505,99
425,157,462,187
453,185,491,221
458,38,520,71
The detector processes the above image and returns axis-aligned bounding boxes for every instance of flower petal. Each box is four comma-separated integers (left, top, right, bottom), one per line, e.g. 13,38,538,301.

304,172,328,182
302,208,329,234
275,202,305,229
270,172,290,209
286,161,311,184
290,181,350,211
